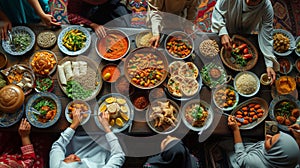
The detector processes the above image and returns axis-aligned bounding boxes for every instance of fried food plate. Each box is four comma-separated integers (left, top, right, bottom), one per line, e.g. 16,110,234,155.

231,97,268,130
94,93,134,133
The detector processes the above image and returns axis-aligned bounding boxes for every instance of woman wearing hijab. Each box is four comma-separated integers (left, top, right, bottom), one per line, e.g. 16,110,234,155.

226,115,299,168
211,0,279,85
143,135,199,168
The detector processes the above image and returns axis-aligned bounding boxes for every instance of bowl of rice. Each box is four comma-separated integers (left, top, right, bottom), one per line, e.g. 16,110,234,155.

234,71,260,97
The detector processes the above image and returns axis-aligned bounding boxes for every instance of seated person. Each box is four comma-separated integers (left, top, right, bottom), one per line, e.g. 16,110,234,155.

225,115,299,167
0,0,60,39
67,0,130,38
148,0,200,47
211,0,278,84
49,110,125,168
143,135,199,168
0,118,38,167
289,123,300,148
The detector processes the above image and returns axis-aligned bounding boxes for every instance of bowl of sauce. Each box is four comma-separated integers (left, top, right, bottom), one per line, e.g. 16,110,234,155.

101,64,121,83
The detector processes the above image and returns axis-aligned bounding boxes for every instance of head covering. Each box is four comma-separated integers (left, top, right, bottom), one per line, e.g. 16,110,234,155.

145,140,197,168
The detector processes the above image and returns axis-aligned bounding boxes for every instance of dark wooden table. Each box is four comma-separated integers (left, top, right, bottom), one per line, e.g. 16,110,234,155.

1,24,298,142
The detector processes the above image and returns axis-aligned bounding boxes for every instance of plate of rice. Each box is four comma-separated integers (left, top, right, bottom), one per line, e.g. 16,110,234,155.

234,71,260,97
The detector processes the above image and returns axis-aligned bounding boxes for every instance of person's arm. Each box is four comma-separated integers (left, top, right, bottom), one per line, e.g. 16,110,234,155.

18,118,36,167
147,1,162,48
98,112,125,167
289,124,300,148
258,2,277,85
0,10,12,40
27,0,61,26
50,109,82,168
186,0,199,22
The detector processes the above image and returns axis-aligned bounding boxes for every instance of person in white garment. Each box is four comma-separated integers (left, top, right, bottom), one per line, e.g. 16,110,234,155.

49,110,125,168
211,0,279,84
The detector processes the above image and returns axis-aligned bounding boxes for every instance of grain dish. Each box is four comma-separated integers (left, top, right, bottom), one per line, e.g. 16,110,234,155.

199,39,219,57
235,73,257,95
136,31,153,48
37,31,56,48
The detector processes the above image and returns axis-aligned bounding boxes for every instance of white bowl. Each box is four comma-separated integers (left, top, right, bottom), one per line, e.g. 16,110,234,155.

65,100,91,125
234,71,260,97
273,29,295,56
213,84,239,111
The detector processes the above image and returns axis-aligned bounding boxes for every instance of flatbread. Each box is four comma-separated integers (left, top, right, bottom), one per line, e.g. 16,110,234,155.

179,62,198,79
167,75,185,97
181,78,199,96
168,61,185,76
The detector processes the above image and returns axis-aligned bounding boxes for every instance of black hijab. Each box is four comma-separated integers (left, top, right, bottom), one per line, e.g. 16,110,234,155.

145,140,197,168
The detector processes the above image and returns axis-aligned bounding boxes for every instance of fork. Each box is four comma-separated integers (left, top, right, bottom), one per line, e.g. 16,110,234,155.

7,30,16,51
221,112,244,123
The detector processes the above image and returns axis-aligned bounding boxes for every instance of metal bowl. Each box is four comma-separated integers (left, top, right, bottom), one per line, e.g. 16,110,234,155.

95,29,130,61
164,31,194,60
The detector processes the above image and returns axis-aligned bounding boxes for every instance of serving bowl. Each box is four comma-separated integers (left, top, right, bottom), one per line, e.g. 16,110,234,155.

164,31,194,60
58,25,91,56
2,26,35,56
234,71,260,97
269,95,300,131
146,98,181,134
65,100,91,125
135,30,153,48
124,47,168,89
29,50,57,76
26,92,62,128
181,99,213,132
273,29,295,56
275,76,296,95
34,76,54,93
101,63,121,83
96,29,130,61
213,84,239,111
277,57,292,75
295,58,300,73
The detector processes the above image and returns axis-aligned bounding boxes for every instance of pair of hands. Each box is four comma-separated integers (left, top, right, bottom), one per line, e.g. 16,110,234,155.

70,109,111,133
221,34,276,84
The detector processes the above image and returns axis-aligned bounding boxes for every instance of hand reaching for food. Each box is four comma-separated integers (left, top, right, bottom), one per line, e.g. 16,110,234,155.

149,35,160,48
289,124,300,146
98,112,111,133
221,34,232,51
266,67,276,85
228,115,239,131
70,109,82,130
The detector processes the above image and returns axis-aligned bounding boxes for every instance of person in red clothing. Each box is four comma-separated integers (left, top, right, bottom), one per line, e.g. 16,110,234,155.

67,0,130,38
0,118,39,168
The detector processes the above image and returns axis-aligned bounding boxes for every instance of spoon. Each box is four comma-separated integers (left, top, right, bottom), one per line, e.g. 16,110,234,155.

30,107,41,115
221,112,244,123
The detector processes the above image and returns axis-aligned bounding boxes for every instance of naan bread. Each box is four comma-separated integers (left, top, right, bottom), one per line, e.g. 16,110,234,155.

167,75,185,97
168,61,185,76
179,62,198,79
181,78,199,96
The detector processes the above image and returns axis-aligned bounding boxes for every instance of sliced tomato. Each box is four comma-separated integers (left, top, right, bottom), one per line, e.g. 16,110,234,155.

243,54,253,59
243,48,248,54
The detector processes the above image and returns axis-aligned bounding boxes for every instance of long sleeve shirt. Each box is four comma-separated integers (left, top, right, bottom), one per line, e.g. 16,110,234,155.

211,0,278,69
0,144,37,168
49,127,125,168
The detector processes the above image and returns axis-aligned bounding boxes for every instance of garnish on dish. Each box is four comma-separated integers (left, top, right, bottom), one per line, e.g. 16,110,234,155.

32,98,57,123
230,43,253,67
184,102,209,128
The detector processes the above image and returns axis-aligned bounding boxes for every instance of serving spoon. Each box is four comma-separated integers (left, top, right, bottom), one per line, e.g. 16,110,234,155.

221,112,244,123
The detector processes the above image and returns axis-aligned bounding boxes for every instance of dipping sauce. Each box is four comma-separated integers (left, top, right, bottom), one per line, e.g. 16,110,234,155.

101,64,121,83
98,33,128,60
133,95,149,110
278,58,291,74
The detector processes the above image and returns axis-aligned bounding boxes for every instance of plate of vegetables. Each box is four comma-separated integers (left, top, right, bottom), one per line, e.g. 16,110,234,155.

220,35,258,71
269,95,300,131
26,92,62,128
164,31,194,59
2,26,35,56
231,97,268,130
34,76,54,92
124,47,168,89
58,25,91,56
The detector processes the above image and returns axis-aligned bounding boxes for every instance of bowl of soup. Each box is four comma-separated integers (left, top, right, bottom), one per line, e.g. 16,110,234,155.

96,29,130,61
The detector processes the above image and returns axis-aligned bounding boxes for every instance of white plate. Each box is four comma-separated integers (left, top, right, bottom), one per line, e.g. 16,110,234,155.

65,100,91,125
234,71,260,97
2,26,35,56
273,29,295,56
58,26,91,56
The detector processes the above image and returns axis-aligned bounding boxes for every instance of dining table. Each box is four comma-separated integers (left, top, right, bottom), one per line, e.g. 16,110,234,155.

0,24,299,156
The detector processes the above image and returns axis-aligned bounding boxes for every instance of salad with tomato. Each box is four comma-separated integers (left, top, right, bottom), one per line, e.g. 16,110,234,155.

231,43,253,67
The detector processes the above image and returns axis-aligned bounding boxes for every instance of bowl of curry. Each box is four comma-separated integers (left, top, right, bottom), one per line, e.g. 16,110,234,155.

96,29,130,61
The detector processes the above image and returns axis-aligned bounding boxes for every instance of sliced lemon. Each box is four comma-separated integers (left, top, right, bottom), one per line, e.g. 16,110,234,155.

110,119,115,127
120,106,128,113
105,97,116,104
116,98,126,105
120,112,129,121
99,104,107,113
116,118,124,127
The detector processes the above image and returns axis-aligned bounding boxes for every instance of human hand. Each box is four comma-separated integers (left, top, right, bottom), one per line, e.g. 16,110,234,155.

1,20,12,40
149,35,160,48
221,34,232,51
98,112,111,133
90,23,106,38
70,109,82,130
18,118,31,138
266,67,276,85
228,115,239,131
41,13,61,26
